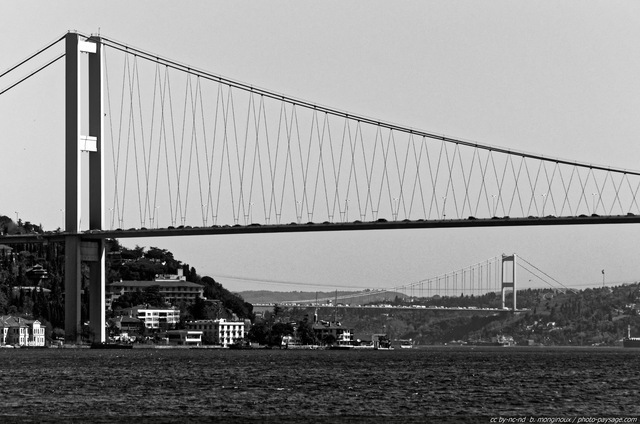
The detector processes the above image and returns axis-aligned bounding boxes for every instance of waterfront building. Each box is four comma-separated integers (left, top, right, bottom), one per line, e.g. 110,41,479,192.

186,318,245,347
109,315,143,335
312,321,354,347
215,319,245,347
281,335,300,347
186,320,216,343
0,316,45,347
165,329,203,346
492,334,515,346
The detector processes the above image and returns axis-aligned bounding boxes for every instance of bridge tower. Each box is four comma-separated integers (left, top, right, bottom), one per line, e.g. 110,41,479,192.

64,33,105,343
501,254,517,311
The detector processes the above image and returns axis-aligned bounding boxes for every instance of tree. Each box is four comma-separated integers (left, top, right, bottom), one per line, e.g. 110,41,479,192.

121,245,144,261
182,265,201,284
145,247,170,261
271,322,294,346
247,321,270,345
202,332,216,345
200,276,253,320
188,296,219,320
118,258,165,281
0,287,9,314
52,327,65,341
296,318,317,345
107,320,120,337
321,333,336,346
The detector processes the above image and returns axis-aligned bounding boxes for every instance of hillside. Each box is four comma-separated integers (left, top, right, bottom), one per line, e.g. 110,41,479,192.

263,283,640,346
0,215,252,338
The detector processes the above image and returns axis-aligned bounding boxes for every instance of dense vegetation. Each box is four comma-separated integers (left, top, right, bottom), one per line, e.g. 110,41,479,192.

0,216,63,339
0,215,253,340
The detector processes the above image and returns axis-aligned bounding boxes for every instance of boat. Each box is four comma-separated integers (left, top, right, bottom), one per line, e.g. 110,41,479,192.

329,344,354,350
623,325,640,348
352,344,374,350
90,342,133,349
399,339,413,349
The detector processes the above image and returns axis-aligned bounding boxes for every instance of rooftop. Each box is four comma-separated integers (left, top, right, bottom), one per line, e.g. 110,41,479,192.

0,315,39,327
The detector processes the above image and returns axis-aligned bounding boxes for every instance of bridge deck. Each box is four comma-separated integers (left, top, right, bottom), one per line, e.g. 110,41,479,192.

2,214,639,243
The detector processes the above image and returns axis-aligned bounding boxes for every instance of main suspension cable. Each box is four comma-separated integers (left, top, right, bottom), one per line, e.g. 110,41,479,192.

0,53,64,97
517,256,578,294
0,34,65,80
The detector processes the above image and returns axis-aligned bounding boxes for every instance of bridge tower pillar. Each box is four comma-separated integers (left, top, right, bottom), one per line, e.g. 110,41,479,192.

64,33,105,343
501,254,517,311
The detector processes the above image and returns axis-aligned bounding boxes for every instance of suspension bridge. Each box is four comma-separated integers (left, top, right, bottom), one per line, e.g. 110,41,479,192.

272,253,575,311
1,31,638,341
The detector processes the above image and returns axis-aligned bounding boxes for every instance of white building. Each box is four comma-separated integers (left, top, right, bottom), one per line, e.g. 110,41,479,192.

0,316,46,346
138,308,181,329
187,318,245,347
216,319,245,347
121,306,181,329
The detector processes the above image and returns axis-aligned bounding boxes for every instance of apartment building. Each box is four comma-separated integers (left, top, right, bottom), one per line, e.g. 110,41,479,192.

186,318,245,347
107,278,205,309
119,305,181,329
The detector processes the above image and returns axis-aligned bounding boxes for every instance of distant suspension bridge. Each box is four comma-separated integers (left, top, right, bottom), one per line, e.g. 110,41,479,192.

276,254,576,311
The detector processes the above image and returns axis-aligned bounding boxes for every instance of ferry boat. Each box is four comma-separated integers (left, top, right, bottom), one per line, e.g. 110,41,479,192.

399,339,413,349
623,325,640,348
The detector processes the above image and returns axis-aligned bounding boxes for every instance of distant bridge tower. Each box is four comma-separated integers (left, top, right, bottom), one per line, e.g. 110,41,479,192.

501,254,517,311
64,33,105,343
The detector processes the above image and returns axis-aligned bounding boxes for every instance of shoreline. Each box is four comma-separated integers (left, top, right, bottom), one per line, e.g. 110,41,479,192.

25,343,637,350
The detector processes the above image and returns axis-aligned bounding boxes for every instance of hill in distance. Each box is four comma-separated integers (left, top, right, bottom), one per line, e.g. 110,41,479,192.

238,290,401,304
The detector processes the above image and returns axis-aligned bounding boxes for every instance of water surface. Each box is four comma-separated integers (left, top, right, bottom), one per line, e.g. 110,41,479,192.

0,347,638,422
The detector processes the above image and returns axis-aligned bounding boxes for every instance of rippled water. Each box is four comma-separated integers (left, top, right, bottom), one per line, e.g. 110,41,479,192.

0,347,638,423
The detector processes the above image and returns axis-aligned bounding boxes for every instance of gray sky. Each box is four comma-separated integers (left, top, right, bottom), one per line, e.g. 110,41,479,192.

2,1,640,292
